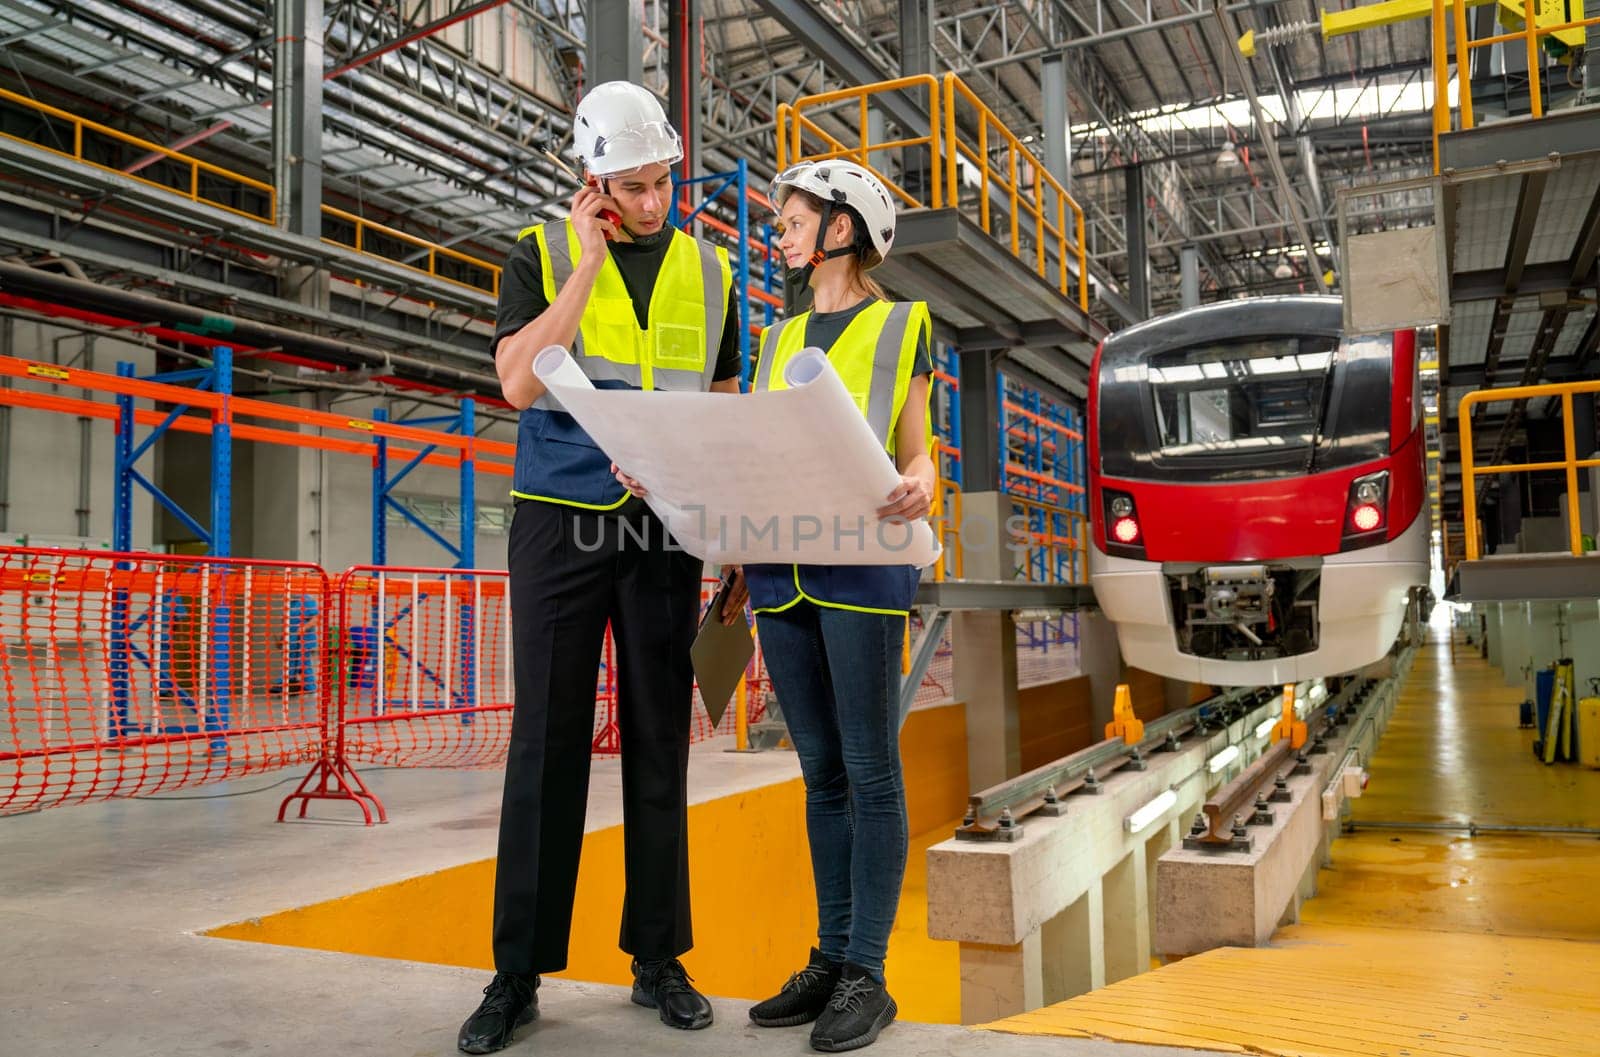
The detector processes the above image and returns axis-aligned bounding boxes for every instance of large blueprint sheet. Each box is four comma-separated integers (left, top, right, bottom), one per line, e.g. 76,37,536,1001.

532,347,941,567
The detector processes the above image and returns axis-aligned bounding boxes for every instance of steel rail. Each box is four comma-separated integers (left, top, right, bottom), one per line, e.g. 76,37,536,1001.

954,685,1279,841
1187,677,1374,851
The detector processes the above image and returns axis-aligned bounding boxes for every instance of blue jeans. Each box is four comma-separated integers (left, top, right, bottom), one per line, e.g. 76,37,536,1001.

755,603,908,981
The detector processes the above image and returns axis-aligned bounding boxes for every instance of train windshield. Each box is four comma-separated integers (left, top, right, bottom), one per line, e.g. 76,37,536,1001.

1149,337,1336,457
1099,332,1393,482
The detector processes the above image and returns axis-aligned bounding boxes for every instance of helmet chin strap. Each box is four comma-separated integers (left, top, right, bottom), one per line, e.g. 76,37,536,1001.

786,201,857,286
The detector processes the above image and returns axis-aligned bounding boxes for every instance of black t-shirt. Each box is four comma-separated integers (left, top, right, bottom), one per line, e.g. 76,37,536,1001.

492,226,742,382
757,297,934,379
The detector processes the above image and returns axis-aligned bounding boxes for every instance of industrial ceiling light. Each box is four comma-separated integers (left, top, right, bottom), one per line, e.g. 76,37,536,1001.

1273,256,1294,280
1215,140,1240,170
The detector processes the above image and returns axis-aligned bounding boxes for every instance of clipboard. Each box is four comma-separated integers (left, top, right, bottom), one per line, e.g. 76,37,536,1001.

691,572,754,729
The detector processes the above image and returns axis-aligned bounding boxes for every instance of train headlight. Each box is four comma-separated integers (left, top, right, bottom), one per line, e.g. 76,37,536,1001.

1342,470,1390,548
1351,503,1383,532
1102,489,1145,556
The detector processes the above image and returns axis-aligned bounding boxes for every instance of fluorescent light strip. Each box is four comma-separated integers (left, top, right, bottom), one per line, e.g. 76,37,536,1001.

1207,745,1241,773
1125,789,1178,834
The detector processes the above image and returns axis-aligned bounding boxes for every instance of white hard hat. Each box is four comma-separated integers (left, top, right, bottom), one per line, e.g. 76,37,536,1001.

571,81,683,177
770,160,897,263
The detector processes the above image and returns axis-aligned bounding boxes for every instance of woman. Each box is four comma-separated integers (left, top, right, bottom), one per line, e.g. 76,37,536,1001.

743,160,936,1053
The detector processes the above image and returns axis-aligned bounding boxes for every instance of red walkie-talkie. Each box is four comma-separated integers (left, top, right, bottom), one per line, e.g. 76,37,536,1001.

543,150,620,241
586,174,625,235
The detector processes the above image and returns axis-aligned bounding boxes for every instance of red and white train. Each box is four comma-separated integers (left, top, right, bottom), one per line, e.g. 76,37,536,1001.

1087,296,1428,686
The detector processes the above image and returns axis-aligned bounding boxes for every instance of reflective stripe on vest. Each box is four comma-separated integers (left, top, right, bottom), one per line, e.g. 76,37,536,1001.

523,221,730,409
747,300,932,616
754,300,927,454
508,221,729,507
753,316,795,393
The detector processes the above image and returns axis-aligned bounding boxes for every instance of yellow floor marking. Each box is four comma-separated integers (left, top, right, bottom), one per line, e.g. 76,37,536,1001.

209,703,973,1021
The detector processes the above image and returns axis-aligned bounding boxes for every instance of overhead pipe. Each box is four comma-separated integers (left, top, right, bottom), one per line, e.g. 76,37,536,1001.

0,260,504,398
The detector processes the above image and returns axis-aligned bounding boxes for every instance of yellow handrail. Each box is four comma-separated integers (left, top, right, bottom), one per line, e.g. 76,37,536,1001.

0,86,501,298
942,74,1089,312
1432,0,1599,156
775,75,943,210
1458,379,1600,559
320,205,501,297
775,73,1090,314
0,85,275,223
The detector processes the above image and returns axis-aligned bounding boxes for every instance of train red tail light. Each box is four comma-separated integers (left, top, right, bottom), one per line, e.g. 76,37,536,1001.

1103,489,1145,557
1341,471,1389,550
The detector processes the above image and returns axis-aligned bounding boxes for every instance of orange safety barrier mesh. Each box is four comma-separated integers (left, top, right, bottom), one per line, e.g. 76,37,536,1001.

2,546,1078,823
1,547,329,815
282,572,765,824
280,565,513,824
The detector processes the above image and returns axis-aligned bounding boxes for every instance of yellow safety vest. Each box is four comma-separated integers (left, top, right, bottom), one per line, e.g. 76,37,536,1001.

745,299,933,616
754,300,931,456
509,221,731,507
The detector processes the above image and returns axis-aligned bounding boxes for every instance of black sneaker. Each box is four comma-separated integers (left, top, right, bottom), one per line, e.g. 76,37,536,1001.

809,964,896,1053
631,956,714,1030
457,972,538,1054
749,947,844,1027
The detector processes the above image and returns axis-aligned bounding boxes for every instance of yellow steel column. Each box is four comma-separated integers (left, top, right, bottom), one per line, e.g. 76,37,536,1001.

1460,395,1481,559
1563,391,1582,554
1453,0,1475,127
1433,0,1449,171
1526,0,1544,118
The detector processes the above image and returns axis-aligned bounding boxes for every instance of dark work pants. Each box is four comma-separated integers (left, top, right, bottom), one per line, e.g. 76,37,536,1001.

492,497,703,974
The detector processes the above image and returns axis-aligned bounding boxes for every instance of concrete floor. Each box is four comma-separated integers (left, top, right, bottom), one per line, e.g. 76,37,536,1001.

1,739,1216,1057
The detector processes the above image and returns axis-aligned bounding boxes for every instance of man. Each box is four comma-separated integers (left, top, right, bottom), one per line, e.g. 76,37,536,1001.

458,80,744,1055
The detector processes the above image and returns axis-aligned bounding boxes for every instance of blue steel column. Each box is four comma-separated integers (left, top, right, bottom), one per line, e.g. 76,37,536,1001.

761,225,777,327
113,362,135,553
210,348,232,558
209,347,232,753
736,159,752,390
109,362,135,739
995,369,1008,497
459,399,476,569
458,597,476,725
372,407,388,566
949,351,962,487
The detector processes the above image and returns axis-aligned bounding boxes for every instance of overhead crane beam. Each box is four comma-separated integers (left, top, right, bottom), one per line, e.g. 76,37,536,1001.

1239,0,1587,57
